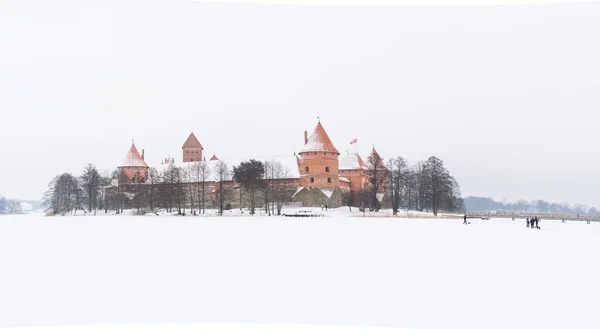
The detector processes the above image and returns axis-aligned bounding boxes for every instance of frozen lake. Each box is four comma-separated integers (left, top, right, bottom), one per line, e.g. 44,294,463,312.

1,212,599,329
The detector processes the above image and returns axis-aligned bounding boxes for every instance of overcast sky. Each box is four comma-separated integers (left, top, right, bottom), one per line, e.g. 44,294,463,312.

1,1,599,205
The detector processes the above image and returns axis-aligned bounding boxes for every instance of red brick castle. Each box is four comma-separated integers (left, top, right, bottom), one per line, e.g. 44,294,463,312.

117,120,386,207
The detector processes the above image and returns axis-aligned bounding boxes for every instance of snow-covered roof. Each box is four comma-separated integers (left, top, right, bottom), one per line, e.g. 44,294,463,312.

339,152,367,170
120,143,148,168
339,176,350,183
299,122,340,154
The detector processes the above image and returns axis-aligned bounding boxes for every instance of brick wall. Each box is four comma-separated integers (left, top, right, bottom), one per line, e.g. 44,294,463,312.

183,148,203,162
298,151,339,188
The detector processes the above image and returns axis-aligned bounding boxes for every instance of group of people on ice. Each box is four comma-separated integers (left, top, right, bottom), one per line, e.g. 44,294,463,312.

462,214,542,229
527,217,541,229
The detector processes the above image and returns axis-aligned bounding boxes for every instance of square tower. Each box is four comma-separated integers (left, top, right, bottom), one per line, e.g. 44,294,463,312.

182,132,203,162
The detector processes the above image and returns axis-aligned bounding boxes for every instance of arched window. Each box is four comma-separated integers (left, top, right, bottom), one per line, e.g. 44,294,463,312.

305,166,309,172
325,166,330,172
310,177,314,183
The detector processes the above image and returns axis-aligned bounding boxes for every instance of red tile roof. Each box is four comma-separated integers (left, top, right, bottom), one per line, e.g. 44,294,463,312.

182,132,203,150
299,122,339,154
209,153,219,161
370,147,387,168
120,143,148,168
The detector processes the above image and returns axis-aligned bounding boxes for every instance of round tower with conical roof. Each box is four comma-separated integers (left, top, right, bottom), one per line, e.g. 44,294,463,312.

118,142,149,183
298,120,340,188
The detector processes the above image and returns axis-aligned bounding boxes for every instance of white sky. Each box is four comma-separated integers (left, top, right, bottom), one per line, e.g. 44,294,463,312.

1,1,599,205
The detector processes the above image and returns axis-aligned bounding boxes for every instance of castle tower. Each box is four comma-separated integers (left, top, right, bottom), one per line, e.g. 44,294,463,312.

182,132,203,162
339,151,368,191
298,120,340,187
368,146,389,193
118,142,149,183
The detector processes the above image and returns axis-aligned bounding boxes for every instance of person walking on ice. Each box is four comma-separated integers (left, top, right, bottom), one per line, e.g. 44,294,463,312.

463,214,468,225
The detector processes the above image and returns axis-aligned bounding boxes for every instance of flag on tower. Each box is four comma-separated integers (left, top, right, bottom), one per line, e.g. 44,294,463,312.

350,138,357,145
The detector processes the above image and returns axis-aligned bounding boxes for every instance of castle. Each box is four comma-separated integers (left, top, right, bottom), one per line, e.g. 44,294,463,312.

117,120,387,207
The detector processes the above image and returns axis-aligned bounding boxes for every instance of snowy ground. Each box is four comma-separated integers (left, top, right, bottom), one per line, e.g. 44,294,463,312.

1,212,600,329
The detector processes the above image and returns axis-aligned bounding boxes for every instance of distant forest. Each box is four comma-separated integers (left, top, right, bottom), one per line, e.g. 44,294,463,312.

464,196,600,215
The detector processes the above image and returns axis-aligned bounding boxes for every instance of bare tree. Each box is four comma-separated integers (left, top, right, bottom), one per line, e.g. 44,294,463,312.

160,164,177,213
80,164,101,214
342,190,357,212
171,166,185,214
273,162,292,215
111,169,129,214
365,152,388,211
388,156,409,215
422,156,458,216
6,199,22,214
184,165,197,215
146,167,160,211
0,196,22,214
189,161,212,215
408,161,428,212
214,160,232,216
99,174,112,213
0,196,6,214
263,160,274,215
43,173,82,215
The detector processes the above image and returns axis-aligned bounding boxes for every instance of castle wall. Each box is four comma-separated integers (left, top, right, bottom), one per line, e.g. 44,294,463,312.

339,169,367,191
292,187,343,208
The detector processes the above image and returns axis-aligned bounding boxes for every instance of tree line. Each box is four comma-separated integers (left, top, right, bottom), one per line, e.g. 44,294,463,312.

43,154,464,217
349,153,464,216
464,196,600,216
0,195,22,214
43,159,295,216
43,164,112,215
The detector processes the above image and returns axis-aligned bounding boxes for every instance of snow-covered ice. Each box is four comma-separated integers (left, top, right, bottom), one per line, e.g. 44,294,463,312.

1,212,599,329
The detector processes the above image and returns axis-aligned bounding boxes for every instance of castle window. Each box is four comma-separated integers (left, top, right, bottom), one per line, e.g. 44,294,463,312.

191,158,193,161
325,166,330,172
305,166,309,173
310,177,314,183
328,178,331,183
132,177,136,183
